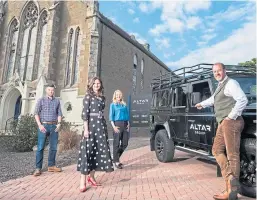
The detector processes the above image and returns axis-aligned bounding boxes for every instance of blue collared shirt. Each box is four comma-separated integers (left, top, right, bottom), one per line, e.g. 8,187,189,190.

109,102,129,121
34,96,62,122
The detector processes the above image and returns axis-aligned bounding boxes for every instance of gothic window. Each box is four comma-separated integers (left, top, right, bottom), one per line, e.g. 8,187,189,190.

4,18,19,82
65,28,74,86
33,10,47,80
17,1,38,81
71,27,80,85
19,28,30,80
140,59,144,90
26,25,37,80
133,54,138,95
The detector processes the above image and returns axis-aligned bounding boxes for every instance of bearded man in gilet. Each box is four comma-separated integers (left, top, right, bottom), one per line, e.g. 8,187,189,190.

195,63,248,200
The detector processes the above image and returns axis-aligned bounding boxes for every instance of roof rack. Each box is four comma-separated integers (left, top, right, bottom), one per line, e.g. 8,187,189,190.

151,63,255,90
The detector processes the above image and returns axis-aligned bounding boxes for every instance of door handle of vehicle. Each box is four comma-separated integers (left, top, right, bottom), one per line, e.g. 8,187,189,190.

188,120,195,122
170,119,176,122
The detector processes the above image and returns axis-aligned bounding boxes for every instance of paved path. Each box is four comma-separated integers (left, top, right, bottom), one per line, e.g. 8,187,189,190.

0,146,254,200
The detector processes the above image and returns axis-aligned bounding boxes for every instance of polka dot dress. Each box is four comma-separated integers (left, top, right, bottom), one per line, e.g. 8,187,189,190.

77,94,114,175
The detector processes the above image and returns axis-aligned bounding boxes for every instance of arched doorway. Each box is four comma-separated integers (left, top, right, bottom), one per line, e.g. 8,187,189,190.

0,87,22,130
14,95,22,120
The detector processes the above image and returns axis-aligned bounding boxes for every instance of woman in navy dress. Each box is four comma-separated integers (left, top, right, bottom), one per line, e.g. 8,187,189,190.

77,77,114,192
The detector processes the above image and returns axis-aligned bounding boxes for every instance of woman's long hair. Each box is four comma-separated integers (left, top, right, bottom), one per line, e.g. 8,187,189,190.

86,77,104,97
112,90,126,106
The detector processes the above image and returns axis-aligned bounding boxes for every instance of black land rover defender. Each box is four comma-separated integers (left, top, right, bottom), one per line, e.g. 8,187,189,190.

149,64,256,198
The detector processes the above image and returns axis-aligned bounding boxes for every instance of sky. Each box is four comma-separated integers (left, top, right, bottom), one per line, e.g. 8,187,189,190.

99,0,256,70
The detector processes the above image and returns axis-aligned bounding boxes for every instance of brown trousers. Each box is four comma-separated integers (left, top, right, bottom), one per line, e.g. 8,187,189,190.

212,117,244,180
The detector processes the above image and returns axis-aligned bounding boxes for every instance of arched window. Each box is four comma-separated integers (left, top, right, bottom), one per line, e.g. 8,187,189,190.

133,54,137,95
141,59,144,90
26,23,37,80
33,10,47,80
71,27,80,85
4,18,19,82
17,1,38,81
65,28,74,86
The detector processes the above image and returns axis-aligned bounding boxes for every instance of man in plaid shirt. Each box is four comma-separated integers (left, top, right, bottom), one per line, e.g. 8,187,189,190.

33,84,63,176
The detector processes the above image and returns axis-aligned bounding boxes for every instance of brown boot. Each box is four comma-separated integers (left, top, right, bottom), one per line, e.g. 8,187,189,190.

48,166,62,172
227,175,239,200
213,180,229,200
213,190,229,200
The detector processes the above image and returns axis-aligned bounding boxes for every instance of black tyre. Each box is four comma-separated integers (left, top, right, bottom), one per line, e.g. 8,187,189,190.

239,138,256,198
154,129,175,162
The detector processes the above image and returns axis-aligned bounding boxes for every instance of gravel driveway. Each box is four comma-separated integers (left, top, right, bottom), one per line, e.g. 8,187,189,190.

0,136,149,183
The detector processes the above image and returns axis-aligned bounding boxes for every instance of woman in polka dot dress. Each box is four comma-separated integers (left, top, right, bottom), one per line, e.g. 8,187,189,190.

77,77,114,192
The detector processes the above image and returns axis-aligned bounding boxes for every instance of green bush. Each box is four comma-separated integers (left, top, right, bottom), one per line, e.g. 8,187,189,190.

9,115,80,152
10,114,38,152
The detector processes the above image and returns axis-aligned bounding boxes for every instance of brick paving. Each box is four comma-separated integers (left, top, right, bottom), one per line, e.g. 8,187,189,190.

0,146,254,200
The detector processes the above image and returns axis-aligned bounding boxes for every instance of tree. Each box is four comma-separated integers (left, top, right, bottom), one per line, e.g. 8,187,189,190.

238,58,256,72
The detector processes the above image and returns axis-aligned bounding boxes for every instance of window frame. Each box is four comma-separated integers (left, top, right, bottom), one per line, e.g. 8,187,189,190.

190,80,212,107
172,84,188,108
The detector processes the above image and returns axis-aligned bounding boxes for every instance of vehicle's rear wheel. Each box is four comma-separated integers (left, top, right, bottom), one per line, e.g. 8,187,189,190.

154,129,175,162
239,138,256,198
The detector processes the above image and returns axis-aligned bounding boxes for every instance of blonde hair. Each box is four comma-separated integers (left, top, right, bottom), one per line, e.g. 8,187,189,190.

112,90,126,106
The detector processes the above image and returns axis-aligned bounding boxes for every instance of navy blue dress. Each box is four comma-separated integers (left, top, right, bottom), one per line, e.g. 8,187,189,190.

77,94,114,175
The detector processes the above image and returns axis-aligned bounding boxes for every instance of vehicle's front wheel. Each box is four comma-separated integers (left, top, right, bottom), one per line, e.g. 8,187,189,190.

239,138,256,198
154,129,175,162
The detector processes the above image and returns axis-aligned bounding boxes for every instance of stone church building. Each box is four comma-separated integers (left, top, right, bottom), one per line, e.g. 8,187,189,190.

0,0,169,133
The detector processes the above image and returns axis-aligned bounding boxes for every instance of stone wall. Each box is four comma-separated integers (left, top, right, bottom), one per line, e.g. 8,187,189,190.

99,22,169,102
99,21,169,134
55,1,91,97
0,1,91,131
0,1,170,137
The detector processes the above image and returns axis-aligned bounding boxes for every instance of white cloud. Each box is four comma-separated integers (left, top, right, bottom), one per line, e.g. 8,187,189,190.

139,2,149,13
186,16,202,29
129,32,147,44
166,22,256,70
198,2,255,47
167,18,185,33
197,33,217,47
201,33,217,41
128,8,135,15
155,37,170,49
184,1,212,14
139,1,161,13
123,1,136,8
146,1,211,35
133,17,140,23
206,2,256,28
197,41,207,47
208,2,255,22
205,28,215,33
149,24,169,36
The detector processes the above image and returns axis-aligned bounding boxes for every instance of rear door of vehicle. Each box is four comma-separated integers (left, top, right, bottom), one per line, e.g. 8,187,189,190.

170,84,188,141
151,89,171,125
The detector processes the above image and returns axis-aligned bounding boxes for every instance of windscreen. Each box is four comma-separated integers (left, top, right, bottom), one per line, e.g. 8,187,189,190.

211,76,256,104
234,76,256,105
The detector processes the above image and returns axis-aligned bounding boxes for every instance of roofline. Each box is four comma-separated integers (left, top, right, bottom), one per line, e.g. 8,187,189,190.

98,13,170,72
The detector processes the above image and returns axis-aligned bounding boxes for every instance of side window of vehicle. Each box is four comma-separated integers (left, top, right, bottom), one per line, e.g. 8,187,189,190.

152,92,157,107
191,82,211,106
159,90,169,107
173,86,187,107
168,88,173,106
